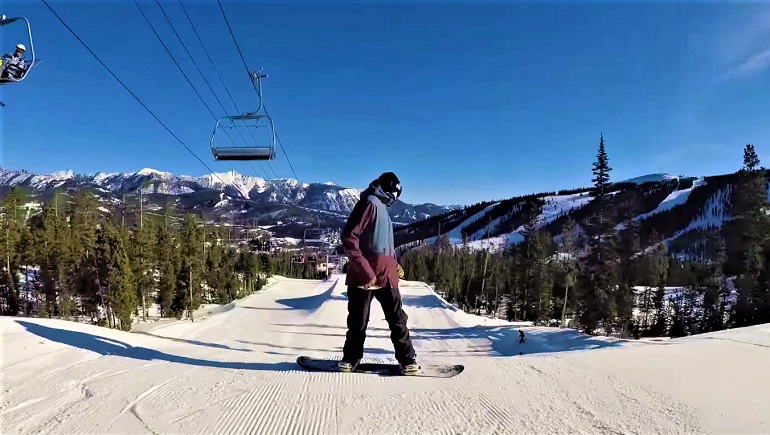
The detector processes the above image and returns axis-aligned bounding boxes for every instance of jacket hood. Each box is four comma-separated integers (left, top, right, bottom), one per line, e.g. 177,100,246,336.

360,181,397,207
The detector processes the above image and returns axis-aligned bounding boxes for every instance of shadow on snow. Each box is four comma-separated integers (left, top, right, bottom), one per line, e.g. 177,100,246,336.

400,294,459,311
268,322,623,357
273,281,343,311
16,320,295,372
132,330,252,352
235,338,392,356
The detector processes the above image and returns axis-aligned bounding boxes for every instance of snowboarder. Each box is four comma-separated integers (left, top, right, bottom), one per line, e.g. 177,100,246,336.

519,329,526,344
338,171,419,374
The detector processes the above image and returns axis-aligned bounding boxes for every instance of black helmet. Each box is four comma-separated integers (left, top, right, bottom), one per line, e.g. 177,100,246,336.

376,172,402,198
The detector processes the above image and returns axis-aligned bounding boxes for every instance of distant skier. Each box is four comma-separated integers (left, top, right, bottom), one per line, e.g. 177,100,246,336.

338,172,419,374
519,329,526,344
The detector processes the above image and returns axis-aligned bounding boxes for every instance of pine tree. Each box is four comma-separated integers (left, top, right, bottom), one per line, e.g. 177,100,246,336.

577,133,620,334
155,220,178,317
95,220,137,331
0,187,26,315
701,237,728,332
516,205,536,320
557,216,578,327
17,218,35,316
68,189,100,320
130,213,156,321
616,191,640,336
730,144,770,326
174,214,205,321
648,241,669,336
35,190,76,318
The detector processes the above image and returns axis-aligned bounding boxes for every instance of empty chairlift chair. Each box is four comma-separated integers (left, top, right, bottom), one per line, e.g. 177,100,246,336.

210,113,276,161
303,229,324,244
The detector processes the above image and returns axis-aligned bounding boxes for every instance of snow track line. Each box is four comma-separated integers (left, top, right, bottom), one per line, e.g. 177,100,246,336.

1,350,103,396
107,374,181,430
203,372,288,434
693,335,770,349
169,389,249,424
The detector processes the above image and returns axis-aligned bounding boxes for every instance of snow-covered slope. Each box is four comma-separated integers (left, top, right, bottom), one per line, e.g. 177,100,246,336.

2,275,767,433
466,191,596,251
633,176,707,221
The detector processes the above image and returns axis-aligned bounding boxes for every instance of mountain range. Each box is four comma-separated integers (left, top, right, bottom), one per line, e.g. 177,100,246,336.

0,166,454,240
2,166,768,259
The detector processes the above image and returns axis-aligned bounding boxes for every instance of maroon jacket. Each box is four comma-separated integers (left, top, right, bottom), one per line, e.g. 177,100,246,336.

343,188,399,289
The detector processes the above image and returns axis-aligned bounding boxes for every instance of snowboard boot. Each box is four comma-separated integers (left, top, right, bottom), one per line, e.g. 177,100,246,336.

400,359,420,375
338,358,360,372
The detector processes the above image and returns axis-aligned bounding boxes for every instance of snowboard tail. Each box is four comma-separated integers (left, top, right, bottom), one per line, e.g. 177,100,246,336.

296,356,464,378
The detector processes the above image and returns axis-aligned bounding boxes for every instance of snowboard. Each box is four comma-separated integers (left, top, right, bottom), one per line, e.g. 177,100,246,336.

296,356,464,378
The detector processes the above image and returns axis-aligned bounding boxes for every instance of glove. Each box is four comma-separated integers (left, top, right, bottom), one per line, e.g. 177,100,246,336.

397,263,404,279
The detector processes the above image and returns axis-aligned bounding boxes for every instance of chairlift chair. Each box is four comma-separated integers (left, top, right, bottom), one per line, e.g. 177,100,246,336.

210,112,276,161
303,228,324,244
210,69,276,161
0,15,39,107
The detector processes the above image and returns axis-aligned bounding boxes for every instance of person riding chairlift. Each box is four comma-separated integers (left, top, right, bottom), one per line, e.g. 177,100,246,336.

0,44,28,80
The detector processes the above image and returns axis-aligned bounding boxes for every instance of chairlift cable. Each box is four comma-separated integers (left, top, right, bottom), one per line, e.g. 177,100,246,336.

177,0,273,180
39,0,231,188
133,0,243,153
177,0,242,117
153,0,252,150
216,0,299,182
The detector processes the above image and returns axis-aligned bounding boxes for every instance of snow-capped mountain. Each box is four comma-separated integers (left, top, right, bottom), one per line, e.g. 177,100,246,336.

0,166,455,238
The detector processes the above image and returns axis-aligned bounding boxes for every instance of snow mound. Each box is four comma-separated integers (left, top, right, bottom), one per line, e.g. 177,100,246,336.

619,173,681,185
2,275,767,433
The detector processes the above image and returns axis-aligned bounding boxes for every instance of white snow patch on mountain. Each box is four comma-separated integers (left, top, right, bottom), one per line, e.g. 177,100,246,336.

634,176,707,221
199,171,268,199
92,172,121,184
136,168,174,178
422,203,499,247
619,173,681,185
466,192,594,252
674,185,733,235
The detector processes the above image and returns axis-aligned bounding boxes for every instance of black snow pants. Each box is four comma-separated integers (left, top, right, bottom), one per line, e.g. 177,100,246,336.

342,284,416,366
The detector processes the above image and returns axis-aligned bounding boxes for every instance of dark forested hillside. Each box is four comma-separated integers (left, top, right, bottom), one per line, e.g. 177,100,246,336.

0,188,328,330
398,138,770,339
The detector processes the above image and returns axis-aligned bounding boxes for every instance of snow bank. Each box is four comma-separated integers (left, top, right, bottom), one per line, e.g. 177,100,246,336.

131,275,282,333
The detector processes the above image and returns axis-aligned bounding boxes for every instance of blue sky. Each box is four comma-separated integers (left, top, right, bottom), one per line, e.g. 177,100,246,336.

1,0,769,205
